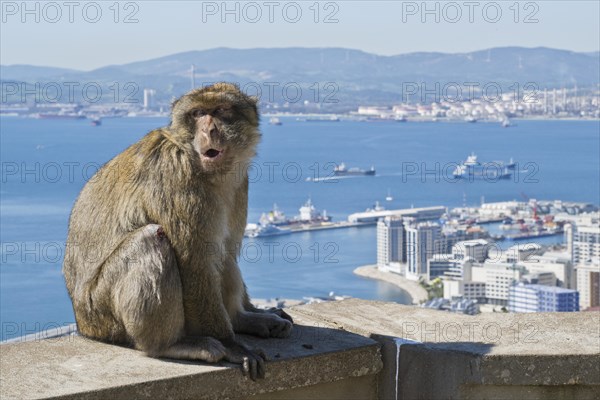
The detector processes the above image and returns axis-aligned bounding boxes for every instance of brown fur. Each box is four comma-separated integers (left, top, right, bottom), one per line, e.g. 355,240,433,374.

63,83,292,380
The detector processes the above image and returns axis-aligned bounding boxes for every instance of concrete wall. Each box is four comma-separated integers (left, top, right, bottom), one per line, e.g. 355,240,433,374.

2,299,599,400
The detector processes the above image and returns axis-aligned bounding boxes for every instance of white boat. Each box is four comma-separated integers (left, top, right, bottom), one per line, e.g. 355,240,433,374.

245,223,291,238
385,189,393,202
464,152,479,166
269,117,282,125
295,198,330,223
365,201,386,213
505,158,516,169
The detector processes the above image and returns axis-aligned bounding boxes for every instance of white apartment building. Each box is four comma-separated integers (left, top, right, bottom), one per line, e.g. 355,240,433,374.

521,271,557,286
519,255,574,289
576,264,600,310
143,89,156,109
443,279,486,301
451,239,489,263
563,213,600,309
406,222,441,281
376,217,406,272
472,262,523,306
497,243,542,264
572,224,600,265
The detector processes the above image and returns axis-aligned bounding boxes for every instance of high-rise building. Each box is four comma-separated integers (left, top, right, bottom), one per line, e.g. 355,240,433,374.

451,239,489,263
576,264,600,310
563,213,600,309
571,223,600,265
143,89,156,109
508,283,579,312
376,217,406,270
406,221,441,280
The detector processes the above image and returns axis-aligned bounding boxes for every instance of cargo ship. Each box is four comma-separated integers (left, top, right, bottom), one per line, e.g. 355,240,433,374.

244,199,332,237
36,113,85,120
453,153,511,180
333,163,375,177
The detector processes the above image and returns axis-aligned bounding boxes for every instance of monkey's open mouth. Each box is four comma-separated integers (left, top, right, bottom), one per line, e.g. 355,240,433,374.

203,148,222,159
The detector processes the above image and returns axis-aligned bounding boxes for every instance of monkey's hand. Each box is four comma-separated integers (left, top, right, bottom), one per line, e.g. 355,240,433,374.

234,311,293,339
264,307,294,324
222,338,267,381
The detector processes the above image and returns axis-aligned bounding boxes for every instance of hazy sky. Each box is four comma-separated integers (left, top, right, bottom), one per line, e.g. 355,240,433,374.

1,1,599,70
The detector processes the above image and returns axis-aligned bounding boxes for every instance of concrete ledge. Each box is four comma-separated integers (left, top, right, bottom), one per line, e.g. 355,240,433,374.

3,299,599,400
289,299,600,400
0,324,382,400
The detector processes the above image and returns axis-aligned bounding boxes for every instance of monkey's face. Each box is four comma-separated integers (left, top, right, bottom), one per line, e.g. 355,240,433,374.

171,83,261,173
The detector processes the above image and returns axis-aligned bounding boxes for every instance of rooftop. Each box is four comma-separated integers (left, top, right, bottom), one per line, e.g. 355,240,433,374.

514,283,579,293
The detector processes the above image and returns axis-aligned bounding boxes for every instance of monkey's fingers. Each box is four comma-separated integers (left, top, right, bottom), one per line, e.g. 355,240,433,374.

255,348,269,361
245,353,265,381
268,319,293,338
242,356,250,379
269,308,294,323
225,347,265,381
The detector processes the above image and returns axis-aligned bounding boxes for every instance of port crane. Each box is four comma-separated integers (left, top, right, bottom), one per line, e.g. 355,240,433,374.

520,192,539,220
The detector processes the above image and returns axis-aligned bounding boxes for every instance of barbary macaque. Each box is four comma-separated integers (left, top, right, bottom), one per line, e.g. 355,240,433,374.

63,83,293,380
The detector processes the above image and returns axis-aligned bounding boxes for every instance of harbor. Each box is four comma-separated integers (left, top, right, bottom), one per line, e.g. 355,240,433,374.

245,199,373,238
246,196,584,241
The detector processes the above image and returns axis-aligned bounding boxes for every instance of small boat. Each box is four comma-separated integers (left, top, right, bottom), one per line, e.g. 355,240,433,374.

269,117,282,125
90,118,102,126
464,152,479,166
385,189,393,202
365,201,386,213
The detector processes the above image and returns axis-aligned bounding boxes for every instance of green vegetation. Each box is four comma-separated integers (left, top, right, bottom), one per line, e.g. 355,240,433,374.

419,277,444,300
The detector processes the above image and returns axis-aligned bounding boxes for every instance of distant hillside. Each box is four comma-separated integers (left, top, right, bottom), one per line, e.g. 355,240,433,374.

0,65,79,82
2,47,598,107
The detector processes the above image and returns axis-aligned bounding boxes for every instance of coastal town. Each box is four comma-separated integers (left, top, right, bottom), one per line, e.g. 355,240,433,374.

248,197,599,316
2,84,599,122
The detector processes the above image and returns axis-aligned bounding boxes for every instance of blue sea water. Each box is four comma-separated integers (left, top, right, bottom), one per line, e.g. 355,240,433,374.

1,117,599,340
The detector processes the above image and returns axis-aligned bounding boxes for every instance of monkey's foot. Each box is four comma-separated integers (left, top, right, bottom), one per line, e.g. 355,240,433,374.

222,339,267,381
234,311,293,339
158,336,227,363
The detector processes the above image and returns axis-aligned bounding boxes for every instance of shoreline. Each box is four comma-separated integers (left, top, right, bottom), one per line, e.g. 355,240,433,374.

353,265,428,305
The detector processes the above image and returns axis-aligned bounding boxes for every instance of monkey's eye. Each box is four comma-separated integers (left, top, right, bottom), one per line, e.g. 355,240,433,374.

215,107,233,120
191,109,206,118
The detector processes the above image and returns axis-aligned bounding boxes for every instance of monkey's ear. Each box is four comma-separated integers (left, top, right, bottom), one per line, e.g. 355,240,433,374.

249,96,259,116
171,97,180,110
